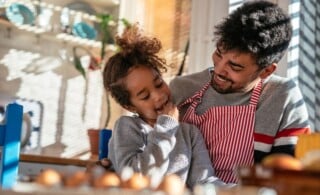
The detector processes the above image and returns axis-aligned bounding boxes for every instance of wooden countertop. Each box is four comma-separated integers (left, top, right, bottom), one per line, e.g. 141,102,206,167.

20,154,97,167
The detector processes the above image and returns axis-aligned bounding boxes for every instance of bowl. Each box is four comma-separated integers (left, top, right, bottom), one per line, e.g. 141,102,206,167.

5,2,35,25
72,22,97,40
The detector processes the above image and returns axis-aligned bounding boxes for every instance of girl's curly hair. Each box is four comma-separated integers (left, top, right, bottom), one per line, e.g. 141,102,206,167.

103,24,167,107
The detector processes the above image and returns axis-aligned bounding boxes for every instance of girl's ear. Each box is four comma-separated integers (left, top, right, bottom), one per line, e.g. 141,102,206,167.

259,63,277,79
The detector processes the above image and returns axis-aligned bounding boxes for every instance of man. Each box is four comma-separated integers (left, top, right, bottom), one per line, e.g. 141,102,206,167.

170,1,310,183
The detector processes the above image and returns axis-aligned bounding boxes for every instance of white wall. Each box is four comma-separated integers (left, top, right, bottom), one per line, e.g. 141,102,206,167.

188,0,229,74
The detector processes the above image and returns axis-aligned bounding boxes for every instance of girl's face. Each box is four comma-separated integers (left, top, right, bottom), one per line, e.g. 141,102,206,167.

124,65,171,126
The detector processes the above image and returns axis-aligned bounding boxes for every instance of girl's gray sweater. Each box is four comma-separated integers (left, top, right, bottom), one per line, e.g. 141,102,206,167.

108,115,225,188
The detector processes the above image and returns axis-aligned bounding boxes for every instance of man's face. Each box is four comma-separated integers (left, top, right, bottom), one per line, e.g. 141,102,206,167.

211,47,266,93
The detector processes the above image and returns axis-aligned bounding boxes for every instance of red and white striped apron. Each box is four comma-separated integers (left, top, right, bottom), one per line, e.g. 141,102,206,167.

179,81,262,183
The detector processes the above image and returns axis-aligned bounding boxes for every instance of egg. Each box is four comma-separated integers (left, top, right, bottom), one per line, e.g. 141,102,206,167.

158,174,185,195
64,171,89,187
93,172,121,188
122,173,150,190
35,169,62,187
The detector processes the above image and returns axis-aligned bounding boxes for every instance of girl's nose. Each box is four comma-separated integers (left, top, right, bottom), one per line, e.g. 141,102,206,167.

153,90,165,102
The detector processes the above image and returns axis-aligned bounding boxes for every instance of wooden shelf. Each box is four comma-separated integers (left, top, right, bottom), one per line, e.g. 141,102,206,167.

0,0,120,53
6,0,120,23
0,18,117,53
20,154,97,167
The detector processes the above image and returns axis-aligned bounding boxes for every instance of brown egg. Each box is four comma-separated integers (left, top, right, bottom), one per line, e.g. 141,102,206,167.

93,172,121,188
64,171,89,187
262,154,303,170
122,173,150,190
158,174,185,195
35,169,62,187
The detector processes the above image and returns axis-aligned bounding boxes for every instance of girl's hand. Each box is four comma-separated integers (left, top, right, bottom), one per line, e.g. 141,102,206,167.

86,158,114,172
160,101,179,121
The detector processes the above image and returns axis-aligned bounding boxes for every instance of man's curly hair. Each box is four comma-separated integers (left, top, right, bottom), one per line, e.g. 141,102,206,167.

214,0,292,68
103,24,167,107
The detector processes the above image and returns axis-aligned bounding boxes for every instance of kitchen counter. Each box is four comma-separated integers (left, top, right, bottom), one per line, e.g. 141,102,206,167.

0,183,279,195
11,156,320,195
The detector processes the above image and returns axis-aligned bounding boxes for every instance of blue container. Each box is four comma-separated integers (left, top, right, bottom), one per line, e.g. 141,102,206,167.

98,129,112,160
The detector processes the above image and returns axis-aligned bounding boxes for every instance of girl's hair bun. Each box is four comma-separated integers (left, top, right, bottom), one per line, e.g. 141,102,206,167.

115,24,162,57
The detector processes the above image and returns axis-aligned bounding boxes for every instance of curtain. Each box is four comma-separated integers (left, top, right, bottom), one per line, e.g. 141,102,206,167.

287,0,320,132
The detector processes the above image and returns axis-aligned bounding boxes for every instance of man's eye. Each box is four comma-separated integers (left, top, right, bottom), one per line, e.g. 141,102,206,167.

227,61,244,72
230,64,243,72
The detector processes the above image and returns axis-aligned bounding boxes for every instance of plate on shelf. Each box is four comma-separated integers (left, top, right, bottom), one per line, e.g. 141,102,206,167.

72,22,97,40
5,2,35,25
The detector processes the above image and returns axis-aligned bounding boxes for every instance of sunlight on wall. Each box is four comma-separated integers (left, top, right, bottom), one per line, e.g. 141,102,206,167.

0,48,103,158
0,49,41,80
61,71,103,157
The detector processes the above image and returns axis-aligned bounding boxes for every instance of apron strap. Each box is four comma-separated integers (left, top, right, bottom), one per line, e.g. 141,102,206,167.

179,79,263,108
178,81,211,108
249,80,263,106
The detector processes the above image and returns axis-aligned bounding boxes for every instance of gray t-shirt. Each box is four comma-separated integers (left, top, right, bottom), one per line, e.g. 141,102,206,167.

169,68,310,162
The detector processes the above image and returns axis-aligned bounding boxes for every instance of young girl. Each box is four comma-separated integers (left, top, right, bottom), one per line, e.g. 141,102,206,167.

102,25,224,189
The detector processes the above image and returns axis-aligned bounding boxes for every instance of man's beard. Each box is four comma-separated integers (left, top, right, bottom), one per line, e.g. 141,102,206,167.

211,73,235,94
211,79,234,94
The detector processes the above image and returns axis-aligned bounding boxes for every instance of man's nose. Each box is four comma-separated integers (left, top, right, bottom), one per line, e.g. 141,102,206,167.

214,60,228,75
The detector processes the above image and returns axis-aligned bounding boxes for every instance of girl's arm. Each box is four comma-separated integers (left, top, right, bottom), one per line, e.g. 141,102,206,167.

108,115,178,178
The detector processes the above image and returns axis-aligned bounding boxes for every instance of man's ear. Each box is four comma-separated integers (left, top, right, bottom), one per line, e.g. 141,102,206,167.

259,63,277,79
